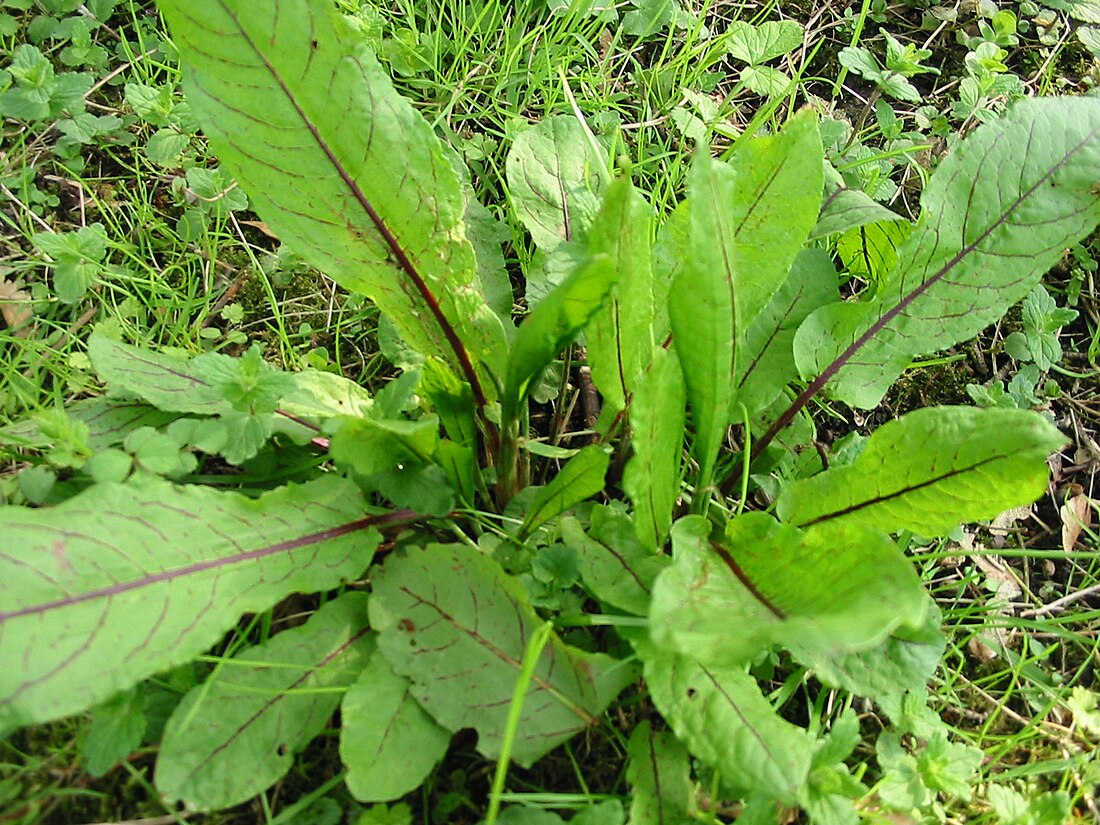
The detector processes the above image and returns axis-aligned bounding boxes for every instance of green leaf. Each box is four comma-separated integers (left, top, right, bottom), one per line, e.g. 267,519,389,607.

0,476,380,731
88,335,228,416
191,346,295,413
341,642,451,803
735,249,838,415
726,20,804,64
776,407,1065,536
584,178,656,417
82,688,146,777
145,128,189,164
810,187,906,240
155,0,507,395
369,543,638,767
835,219,911,289
622,346,684,549
519,445,609,538
506,114,607,251
671,111,822,494
795,98,1100,409
155,593,375,810
503,255,617,424
634,633,813,800
739,65,793,98
626,721,695,825
916,733,983,800
650,514,928,667
668,157,737,495
561,507,669,616
797,606,945,706
330,416,439,478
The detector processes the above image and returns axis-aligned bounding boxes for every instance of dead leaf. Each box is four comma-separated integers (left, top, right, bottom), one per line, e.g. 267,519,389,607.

988,505,1032,548
238,219,279,239
0,277,34,337
1061,492,1093,552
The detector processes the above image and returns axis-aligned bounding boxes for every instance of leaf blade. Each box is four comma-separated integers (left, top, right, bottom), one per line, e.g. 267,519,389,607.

796,98,1100,409
0,477,380,730
370,543,637,767
776,407,1066,536
156,0,506,395
155,593,375,810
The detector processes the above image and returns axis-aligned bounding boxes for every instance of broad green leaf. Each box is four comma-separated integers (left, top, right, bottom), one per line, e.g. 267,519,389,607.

520,445,610,539
735,249,838,415
633,633,813,800
82,688,146,777
88,334,227,416
726,109,823,328
809,186,906,240
370,543,638,767
622,346,684,549
0,398,176,453
584,178,656,417
776,407,1065,536
88,334,375,447
795,606,945,709
156,0,506,394
795,98,1100,409
626,721,694,825
650,514,927,667
835,219,911,288
330,416,439,477
341,643,450,803
503,255,616,424
506,114,608,251
0,476,380,731
739,65,792,98
156,593,374,810
561,508,669,616
726,20,804,64
671,111,822,493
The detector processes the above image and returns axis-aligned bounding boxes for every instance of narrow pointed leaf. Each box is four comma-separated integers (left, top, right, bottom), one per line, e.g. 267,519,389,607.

0,476,381,731
584,178,656,416
503,255,616,423
341,643,451,803
155,0,506,394
506,115,608,251
156,593,374,810
776,407,1065,536
370,543,638,767
796,98,1100,409
650,514,927,667
634,633,813,800
520,445,609,539
668,157,737,493
671,111,823,490
622,346,685,550
626,721,694,825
